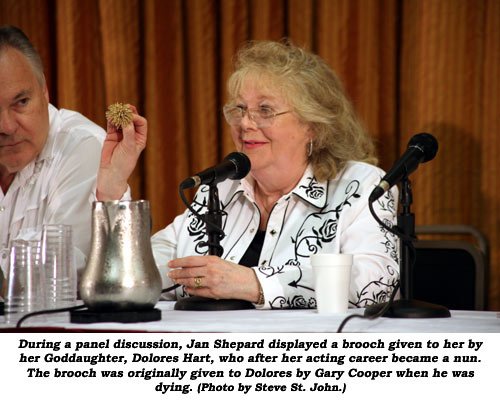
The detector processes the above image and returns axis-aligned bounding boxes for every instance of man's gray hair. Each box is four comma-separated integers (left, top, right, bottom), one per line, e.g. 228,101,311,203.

0,25,44,86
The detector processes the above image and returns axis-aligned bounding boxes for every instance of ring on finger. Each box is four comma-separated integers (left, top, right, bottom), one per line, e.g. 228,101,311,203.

194,277,202,288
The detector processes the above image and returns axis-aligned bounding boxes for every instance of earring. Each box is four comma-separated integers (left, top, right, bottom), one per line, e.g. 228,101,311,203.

307,138,313,157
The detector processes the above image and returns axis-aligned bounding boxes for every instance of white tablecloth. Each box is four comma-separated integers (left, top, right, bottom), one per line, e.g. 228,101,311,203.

1,301,499,332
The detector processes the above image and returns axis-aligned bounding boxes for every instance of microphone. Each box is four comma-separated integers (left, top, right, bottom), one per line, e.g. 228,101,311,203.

180,152,251,189
369,133,438,202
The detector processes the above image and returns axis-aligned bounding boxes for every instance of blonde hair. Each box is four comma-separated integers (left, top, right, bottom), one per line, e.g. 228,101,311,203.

226,40,377,181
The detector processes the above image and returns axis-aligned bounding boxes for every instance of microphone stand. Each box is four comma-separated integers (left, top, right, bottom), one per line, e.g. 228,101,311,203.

205,182,225,257
364,178,450,318
174,182,255,311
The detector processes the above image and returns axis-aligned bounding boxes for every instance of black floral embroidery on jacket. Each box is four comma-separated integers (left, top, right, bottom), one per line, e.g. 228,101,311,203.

186,191,209,254
263,180,360,282
377,190,399,263
269,295,316,309
350,265,399,307
344,189,399,306
378,189,397,213
258,264,285,277
293,180,360,258
299,176,324,199
381,219,399,263
265,181,361,310
317,219,337,243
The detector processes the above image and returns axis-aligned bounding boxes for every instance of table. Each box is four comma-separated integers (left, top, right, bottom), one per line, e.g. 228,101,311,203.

1,301,499,332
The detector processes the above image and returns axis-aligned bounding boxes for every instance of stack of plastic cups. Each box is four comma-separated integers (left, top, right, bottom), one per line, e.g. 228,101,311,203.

41,224,77,310
5,240,46,325
29,239,46,309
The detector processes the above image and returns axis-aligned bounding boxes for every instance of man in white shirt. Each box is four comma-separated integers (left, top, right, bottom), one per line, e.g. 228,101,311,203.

0,26,106,291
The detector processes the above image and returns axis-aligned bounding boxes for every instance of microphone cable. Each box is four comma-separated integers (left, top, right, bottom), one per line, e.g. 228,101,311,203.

16,284,187,327
336,282,400,333
161,283,180,293
336,197,417,333
15,304,87,329
368,197,415,243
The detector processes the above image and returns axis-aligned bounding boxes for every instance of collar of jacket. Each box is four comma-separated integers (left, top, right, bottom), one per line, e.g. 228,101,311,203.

217,164,329,210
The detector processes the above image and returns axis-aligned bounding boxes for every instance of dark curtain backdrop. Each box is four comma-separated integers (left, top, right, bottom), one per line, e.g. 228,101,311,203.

1,0,499,309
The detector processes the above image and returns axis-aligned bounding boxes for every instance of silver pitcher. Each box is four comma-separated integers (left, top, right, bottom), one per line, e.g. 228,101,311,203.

80,200,161,311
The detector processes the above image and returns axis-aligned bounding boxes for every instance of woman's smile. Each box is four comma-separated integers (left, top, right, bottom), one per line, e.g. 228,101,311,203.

243,139,268,149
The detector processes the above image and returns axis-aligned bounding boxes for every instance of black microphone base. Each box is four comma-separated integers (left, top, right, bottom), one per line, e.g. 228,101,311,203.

70,308,162,324
174,296,255,311
364,299,451,318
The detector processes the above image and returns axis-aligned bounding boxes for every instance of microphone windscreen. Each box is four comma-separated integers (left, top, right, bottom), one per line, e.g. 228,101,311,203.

408,133,438,162
224,152,251,179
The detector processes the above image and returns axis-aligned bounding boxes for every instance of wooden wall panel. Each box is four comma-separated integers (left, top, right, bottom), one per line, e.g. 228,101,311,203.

54,0,106,124
220,0,249,156
249,0,285,40
287,0,315,49
316,0,398,171
400,0,499,308
143,0,189,229
479,0,500,308
184,0,219,174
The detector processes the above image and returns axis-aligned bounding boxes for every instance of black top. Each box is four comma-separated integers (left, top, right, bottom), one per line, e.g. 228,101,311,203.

239,230,266,267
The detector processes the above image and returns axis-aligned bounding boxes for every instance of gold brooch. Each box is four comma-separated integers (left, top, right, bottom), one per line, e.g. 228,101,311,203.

105,103,133,128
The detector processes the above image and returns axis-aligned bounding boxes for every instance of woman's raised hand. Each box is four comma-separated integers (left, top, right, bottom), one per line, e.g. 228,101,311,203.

97,105,147,200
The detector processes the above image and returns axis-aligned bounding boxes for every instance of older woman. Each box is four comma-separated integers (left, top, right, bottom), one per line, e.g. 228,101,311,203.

98,40,399,309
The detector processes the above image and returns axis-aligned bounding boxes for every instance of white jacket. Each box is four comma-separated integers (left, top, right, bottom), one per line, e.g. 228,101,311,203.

152,161,399,309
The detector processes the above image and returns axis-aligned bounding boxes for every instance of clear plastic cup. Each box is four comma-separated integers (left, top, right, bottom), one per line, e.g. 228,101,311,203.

41,224,77,309
5,240,46,325
28,239,46,308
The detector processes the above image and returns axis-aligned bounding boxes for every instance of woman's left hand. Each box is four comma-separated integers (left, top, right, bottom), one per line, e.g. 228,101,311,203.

167,255,261,302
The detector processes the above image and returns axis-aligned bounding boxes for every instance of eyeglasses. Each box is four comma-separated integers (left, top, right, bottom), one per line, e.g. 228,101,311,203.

223,106,290,128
